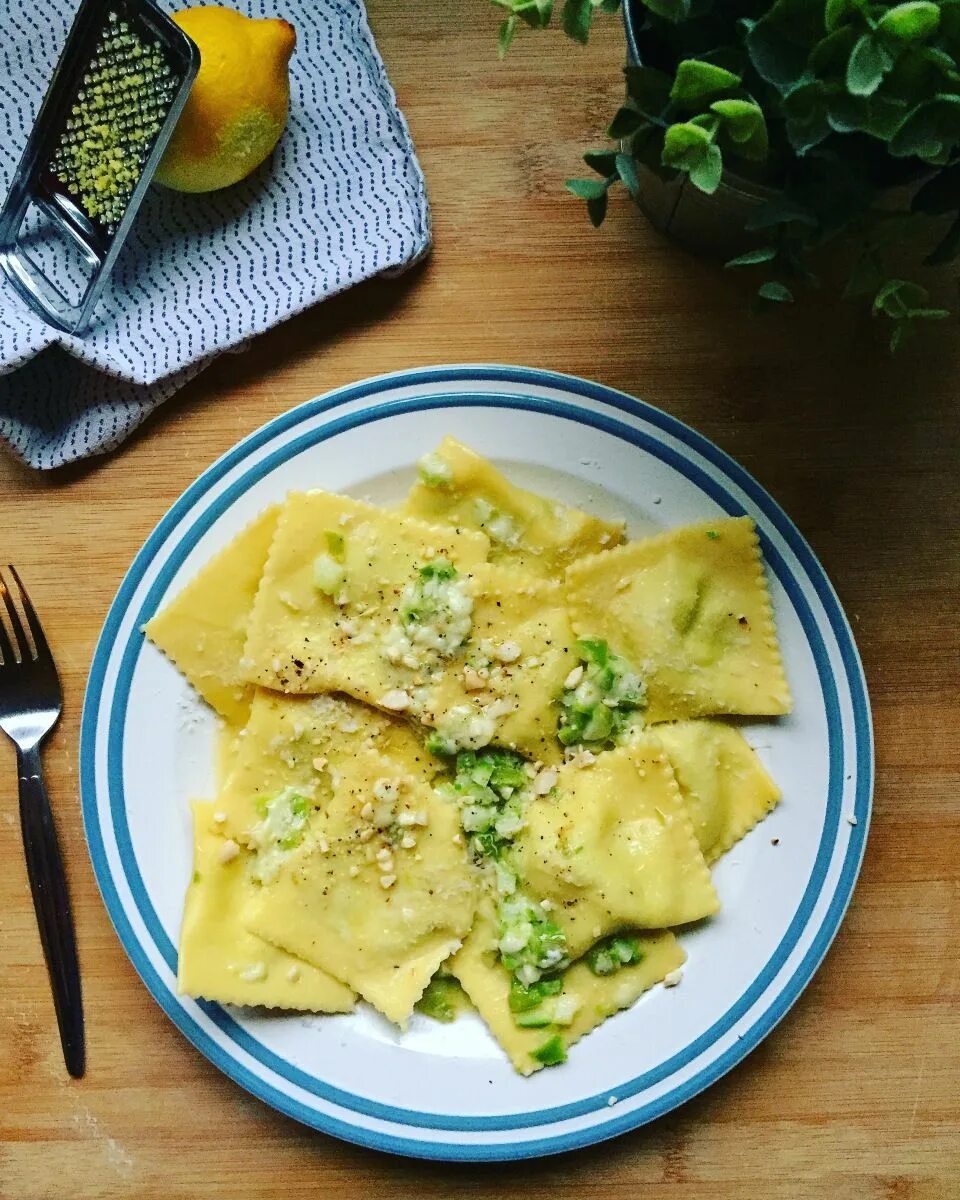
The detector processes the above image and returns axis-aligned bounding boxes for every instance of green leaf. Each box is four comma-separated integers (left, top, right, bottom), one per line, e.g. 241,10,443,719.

866,95,913,140
710,98,761,141
616,151,640,197
662,119,723,192
826,92,867,133
745,2,823,92
583,149,619,175
877,3,940,44
493,0,554,29
783,82,832,153
726,246,778,267
587,191,609,225
826,88,908,141
758,281,795,302
639,0,690,21
889,96,960,159
915,44,960,78
565,176,613,200
809,26,858,74
624,65,673,120
711,98,770,160
688,143,723,193
688,113,721,134
828,89,908,144
872,278,929,318
662,120,713,162
562,0,592,43
498,15,518,57
607,106,645,138
670,59,742,108
847,34,895,96
825,0,852,33
912,165,960,215
873,279,950,350
910,306,951,319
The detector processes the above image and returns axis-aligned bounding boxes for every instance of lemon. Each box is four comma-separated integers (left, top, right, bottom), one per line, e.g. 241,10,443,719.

155,7,296,193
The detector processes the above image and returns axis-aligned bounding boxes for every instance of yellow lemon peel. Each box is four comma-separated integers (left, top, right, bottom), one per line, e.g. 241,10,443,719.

155,6,296,193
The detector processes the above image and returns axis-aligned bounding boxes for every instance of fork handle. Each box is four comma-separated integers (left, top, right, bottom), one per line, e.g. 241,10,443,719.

18,745,85,1078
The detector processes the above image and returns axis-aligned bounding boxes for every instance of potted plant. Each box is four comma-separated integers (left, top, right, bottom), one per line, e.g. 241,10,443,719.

495,0,960,348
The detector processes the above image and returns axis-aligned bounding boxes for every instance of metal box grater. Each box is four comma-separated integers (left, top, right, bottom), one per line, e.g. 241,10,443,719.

0,0,198,334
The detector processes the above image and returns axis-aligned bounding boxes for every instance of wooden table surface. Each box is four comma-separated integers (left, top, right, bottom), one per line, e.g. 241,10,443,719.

1,3,958,1197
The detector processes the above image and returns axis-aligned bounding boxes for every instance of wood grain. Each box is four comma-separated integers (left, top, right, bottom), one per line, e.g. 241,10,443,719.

1,3,958,1197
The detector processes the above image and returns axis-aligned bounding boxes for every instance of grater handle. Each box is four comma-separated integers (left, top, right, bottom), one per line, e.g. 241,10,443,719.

0,190,105,334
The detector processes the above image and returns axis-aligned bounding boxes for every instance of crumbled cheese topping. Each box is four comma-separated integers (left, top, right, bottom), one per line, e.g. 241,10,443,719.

430,704,497,752
373,777,401,804
463,665,487,692
564,664,584,689
533,767,558,795
218,838,240,865
387,560,474,666
495,640,522,664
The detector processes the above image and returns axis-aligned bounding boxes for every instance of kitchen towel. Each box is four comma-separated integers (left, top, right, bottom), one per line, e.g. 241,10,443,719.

0,0,430,468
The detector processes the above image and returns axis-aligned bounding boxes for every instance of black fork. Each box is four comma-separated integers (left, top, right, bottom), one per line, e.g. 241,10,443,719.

0,566,84,1077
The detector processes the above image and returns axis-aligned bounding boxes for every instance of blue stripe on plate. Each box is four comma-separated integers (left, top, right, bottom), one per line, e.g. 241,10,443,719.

80,366,872,1160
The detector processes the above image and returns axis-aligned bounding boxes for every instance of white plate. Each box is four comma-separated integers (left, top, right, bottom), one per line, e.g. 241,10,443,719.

80,365,873,1161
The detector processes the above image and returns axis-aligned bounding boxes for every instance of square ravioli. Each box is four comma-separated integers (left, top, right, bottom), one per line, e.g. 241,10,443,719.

652,720,781,864
565,516,791,723
516,740,719,958
178,802,355,1012
402,436,625,577
144,505,280,724
241,490,489,707
214,688,434,840
451,902,684,1075
243,748,479,1026
420,565,576,763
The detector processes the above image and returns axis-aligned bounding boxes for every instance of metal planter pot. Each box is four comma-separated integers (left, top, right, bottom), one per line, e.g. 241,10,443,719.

621,0,775,259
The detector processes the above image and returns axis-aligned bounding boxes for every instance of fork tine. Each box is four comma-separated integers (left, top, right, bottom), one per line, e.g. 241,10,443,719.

7,565,46,661
0,572,24,664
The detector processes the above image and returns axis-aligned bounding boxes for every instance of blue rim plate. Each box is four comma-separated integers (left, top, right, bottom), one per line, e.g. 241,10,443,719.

80,365,873,1160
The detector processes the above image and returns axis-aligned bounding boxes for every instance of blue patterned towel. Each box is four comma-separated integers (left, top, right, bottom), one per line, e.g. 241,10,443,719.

0,0,430,469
